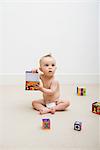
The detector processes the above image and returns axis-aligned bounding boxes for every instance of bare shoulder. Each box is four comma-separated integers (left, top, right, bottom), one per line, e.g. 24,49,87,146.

39,73,43,79
52,79,59,85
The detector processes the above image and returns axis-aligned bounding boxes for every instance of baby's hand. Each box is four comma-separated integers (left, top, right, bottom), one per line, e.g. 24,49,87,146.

35,81,43,91
32,69,38,73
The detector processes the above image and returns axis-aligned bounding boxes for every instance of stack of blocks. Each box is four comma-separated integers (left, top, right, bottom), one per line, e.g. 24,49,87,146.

42,119,50,129
92,102,100,115
74,121,82,131
77,86,86,96
25,71,40,90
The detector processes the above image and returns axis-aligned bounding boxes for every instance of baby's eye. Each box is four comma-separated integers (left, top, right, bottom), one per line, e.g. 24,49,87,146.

45,64,49,66
52,64,55,66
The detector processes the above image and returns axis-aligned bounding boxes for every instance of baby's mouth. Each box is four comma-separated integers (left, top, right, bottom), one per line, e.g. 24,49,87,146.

49,71,52,73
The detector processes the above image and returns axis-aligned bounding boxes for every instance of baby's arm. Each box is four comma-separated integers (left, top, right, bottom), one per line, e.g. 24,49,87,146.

38,80,58,95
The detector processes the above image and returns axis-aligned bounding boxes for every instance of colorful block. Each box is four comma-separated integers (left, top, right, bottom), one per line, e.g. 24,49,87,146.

42,119,50,129
77,87,86,96
25,71,40,90
92,102,100,115
74,121,82,131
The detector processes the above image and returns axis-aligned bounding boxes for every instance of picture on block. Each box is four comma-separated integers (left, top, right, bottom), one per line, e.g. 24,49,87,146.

25,71,40,90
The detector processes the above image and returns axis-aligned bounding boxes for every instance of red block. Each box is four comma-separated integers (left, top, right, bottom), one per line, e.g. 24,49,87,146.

92,102,100,115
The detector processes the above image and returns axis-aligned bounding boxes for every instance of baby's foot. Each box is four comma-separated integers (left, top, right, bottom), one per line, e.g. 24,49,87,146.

50,108,56,114
39,108,50,115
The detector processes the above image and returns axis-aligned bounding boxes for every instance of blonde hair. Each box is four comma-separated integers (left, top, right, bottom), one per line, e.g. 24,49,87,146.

39,53,53,65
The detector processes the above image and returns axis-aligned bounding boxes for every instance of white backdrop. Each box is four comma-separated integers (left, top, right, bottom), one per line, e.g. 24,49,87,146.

98,1,100,75
0,0,99,76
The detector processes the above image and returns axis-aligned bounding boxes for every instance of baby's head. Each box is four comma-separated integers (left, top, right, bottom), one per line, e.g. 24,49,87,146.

39,54,57,77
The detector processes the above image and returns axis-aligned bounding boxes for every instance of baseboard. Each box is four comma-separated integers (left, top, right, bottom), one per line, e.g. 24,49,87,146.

0,73,99,85
56,73,100,85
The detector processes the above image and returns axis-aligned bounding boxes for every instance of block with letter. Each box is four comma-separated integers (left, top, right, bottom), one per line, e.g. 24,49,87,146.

74,121,82,131
42,119,50,129
77,86,86,96
92,102,100,115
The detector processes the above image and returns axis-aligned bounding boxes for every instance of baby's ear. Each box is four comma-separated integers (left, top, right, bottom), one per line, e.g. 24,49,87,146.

39,67,42,72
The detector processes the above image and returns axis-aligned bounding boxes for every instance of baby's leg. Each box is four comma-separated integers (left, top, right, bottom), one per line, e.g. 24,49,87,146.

54,100,70,111
32,99,51,114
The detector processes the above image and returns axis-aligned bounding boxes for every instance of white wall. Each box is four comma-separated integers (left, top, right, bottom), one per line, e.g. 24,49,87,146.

98,1,100,74
0,0,99,84
98,0,100,86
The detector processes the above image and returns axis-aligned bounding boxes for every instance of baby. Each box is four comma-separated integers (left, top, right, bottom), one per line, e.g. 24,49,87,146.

32,54,70,114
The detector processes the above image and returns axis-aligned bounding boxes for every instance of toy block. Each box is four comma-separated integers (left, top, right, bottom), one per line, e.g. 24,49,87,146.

42,119,50,129
74,121,82,131
77,87,86,96
92,102,100,115
25,71,40,90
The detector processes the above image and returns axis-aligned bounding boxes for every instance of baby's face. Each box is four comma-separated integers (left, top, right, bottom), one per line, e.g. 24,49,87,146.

40,57,57,77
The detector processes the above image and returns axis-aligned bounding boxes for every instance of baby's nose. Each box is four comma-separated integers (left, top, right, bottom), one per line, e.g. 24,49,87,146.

49,66,52,69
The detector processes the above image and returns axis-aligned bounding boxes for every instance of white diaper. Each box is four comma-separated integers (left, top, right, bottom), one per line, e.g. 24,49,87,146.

46,102,56,109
